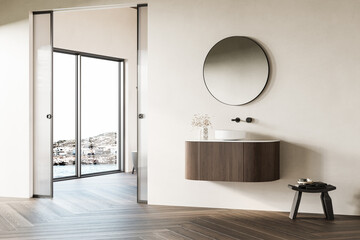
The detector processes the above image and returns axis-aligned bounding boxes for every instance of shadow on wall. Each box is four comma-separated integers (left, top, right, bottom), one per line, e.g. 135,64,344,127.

0,0,119,26
211,132,324,209
248,38,276,105
352,192,360,215
245,132,324,180
280,141,323,180
0,0,45,26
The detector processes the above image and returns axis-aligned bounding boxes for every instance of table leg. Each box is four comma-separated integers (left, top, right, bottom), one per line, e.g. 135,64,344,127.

289,191,302,219
321,192,334,220
320,192,328,219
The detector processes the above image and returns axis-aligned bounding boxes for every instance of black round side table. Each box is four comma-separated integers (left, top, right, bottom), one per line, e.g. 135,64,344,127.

288,184,336,220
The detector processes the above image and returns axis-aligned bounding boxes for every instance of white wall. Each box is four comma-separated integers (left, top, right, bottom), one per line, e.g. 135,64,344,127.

53,7,137,173
0,19,31,197
147,0,360,215
1,0,360,216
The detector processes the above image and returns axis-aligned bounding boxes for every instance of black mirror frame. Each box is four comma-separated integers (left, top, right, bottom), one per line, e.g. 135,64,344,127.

203,36,270,106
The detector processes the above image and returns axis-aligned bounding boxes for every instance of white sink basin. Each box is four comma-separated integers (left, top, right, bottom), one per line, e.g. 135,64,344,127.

214,130,245,140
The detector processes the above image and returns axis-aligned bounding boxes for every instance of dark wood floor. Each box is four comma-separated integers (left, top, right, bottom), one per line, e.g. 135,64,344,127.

0,173,359,239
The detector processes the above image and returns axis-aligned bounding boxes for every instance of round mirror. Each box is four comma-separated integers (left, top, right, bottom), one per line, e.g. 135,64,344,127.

203,36,269,105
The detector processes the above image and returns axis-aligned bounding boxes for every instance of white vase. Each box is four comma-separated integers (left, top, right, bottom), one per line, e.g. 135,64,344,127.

200,127,209,140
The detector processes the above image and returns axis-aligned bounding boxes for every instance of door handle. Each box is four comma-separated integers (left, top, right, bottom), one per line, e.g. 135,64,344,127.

46,114,52,119
138,114,144,119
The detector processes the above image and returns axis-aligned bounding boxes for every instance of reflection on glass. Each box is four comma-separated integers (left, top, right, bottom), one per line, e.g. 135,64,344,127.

203,36,269,105
81,56,119,175
53,52,76,178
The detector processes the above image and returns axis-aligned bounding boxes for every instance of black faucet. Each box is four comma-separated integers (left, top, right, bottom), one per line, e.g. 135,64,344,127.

231,117,241,123
231,117,253,123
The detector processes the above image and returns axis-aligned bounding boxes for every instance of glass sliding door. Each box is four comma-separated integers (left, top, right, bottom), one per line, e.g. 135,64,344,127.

53,52,77,178
137,6,148,202
52,50,123,179
80,56,120,175
33,12,53,196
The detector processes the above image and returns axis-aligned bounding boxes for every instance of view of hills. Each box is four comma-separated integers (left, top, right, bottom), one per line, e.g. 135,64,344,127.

53,132,118,165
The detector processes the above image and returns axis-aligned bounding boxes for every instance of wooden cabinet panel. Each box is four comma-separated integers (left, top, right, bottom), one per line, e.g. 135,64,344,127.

185,141,200,180
199,142,243,181
185,141,279,182
243,142,280,182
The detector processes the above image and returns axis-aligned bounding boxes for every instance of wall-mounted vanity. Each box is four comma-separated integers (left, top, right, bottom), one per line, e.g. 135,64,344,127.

185,140,279,182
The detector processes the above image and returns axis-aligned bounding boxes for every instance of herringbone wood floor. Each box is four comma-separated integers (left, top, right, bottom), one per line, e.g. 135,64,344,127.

0,173,359,239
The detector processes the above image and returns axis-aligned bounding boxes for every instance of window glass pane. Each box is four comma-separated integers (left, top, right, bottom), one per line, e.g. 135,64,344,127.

53,52,76,178
81,56,119,175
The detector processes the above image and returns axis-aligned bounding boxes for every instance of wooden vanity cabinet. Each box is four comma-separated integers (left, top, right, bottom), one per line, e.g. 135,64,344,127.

185,141,279,182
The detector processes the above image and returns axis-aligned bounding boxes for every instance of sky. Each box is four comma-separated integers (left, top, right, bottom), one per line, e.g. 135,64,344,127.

53,52,120,141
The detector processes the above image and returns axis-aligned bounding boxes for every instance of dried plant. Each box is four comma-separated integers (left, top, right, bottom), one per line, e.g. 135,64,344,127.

191,114,212,128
